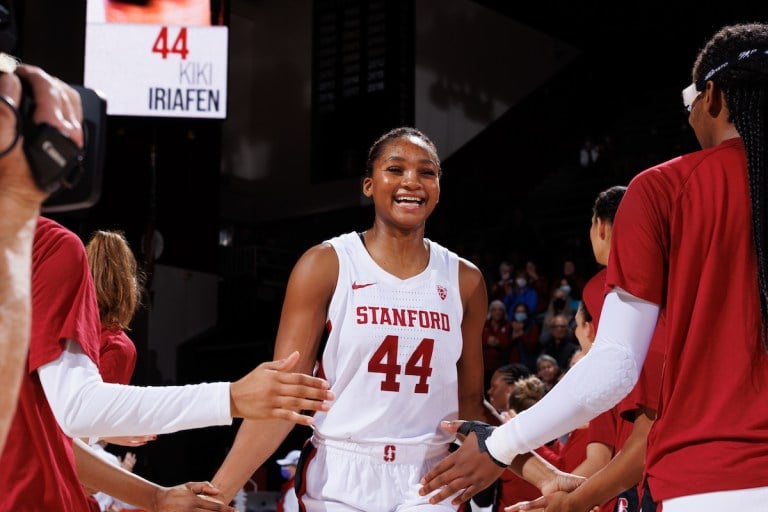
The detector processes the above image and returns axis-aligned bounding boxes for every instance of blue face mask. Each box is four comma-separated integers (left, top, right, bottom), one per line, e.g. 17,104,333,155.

280,466,293,479
514,312,528,322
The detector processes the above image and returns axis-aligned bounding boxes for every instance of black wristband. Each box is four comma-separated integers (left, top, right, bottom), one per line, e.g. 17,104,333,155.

457,420,508,468
0,94,21,159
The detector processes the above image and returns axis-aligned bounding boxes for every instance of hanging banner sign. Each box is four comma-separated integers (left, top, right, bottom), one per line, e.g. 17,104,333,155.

84,1,228,119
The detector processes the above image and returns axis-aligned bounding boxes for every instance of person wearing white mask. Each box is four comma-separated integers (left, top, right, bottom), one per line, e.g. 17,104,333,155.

276,450,301,512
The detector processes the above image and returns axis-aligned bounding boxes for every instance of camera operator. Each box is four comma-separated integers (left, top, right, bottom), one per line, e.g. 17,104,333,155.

0,61,235,511
0,55,83,454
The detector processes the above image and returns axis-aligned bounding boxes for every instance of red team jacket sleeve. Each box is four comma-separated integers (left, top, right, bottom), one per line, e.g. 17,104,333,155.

30,219,101,372
605,169,670,306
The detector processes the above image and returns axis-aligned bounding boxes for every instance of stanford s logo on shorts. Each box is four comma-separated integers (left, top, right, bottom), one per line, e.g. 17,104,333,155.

384,444,396,462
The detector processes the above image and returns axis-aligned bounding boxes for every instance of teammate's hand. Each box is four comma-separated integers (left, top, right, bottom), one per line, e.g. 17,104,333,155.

539,468,586,497
152,481,236,512
119,451,137,472
419,420,505,505
505,491,599,512
505,471,591,512
229,351,334,425
103,434,158,447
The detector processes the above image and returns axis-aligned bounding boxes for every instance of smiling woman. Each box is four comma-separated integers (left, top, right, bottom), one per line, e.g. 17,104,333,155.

211,126,497,511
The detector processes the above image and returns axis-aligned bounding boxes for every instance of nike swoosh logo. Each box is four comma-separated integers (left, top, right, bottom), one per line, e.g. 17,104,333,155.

352,281,377,290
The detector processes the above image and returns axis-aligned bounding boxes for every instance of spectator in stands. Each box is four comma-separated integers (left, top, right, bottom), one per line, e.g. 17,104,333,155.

557,259,587,303
536,354,561,393
525,260,550,316
509,303,541,373
276,449,300,512
482,300,514,389
539,289,576,343
490,260,514,301
541,314,580,371
503,269,538,320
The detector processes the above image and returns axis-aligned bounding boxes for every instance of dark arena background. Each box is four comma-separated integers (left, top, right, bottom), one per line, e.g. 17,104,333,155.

5,0,764,503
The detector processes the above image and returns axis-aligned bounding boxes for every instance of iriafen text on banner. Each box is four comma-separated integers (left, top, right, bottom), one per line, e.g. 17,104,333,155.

148,87,220,113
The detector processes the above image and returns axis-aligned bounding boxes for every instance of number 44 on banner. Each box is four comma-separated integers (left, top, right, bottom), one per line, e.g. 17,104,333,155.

152,27,189,60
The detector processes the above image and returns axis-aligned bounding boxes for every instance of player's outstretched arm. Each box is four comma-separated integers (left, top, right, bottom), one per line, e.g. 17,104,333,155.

456,259,497,425
74,438,236,512
212,244,339,503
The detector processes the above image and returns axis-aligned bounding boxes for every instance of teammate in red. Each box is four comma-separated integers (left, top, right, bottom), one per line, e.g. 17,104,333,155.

211,127,494,511
420,22,768,511
508,187,661,512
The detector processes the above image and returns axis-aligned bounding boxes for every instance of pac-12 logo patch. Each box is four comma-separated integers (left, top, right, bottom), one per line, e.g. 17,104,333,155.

436,285,447,300
384,444,396,462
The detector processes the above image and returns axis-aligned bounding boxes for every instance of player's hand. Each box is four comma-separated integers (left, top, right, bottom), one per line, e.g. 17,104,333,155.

419,420,506,505
103,434,158,447
119,451,137,472
152,481,236,512
505,491,599,512
505,472,593,512
500,409,516,423
229,351,334,425
539,469,586,497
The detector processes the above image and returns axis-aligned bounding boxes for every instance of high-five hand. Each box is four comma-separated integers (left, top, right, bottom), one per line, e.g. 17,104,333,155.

419,420,506,505
229,351,333,425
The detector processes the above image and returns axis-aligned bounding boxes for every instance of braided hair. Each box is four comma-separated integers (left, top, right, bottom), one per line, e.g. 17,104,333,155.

693,23,768,348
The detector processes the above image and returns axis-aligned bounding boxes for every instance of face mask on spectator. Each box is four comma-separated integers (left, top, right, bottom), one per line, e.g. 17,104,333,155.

514,312,528,322
559,285,572,295
515,277,527,288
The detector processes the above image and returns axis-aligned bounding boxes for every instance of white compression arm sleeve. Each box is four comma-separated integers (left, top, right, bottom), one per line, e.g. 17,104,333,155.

38,340,232,438
485,288,660,465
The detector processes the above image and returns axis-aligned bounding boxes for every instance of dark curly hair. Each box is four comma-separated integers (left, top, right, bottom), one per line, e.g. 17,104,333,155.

592,185,627,225
495,363,532,385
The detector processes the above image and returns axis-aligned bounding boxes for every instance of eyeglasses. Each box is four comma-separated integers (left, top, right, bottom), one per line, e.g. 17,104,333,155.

681,83,701,112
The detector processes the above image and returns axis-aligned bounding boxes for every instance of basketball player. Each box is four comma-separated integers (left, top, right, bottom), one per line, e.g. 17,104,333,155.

211,127,493,511
420,22,768,511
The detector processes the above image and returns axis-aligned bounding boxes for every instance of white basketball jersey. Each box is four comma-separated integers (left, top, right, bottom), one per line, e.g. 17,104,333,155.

313,232,463,446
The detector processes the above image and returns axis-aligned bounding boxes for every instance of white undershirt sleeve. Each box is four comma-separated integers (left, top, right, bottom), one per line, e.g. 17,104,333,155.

38,340,232,438
485,288,660,465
